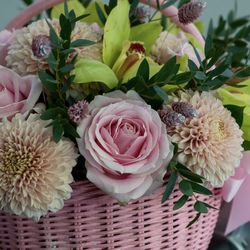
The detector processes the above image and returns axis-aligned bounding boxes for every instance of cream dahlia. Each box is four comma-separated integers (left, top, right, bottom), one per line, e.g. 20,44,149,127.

6,19,102,75
168,91,243,187
0,114,78,220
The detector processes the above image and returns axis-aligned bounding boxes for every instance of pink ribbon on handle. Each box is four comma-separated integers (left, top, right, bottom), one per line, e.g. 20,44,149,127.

222,151,250,234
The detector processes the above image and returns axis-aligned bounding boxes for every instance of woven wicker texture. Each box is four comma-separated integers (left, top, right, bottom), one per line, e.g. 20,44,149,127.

0,181,221,250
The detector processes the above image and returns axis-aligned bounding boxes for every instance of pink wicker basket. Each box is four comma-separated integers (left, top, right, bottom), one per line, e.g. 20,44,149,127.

0,181,221,250
0,0,221,249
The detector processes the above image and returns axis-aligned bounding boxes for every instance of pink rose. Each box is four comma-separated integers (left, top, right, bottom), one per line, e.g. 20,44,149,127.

77,90,173,203
0,30,13,66
0,66,42,120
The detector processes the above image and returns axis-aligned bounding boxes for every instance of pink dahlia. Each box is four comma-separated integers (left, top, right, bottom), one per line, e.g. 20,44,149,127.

0,114,78,220
168,91,243,187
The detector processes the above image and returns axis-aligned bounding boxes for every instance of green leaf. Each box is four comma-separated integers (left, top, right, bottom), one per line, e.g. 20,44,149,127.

62,121,80,138
130,22,162,54
205,35,214,59
71,39,95,47
173,195,189,210
235,66,250,78
202,202,219,210
60,64,75,74
22,0,33,5
46,19,60,47
162,171,177,203
95,2,107,25
178,169,203,183
179,180,193,196
188,60,199,72
51,0,86,19
53,120,64,143
243,141,250,151
103,0,130,67
225,105,244,127
151,56,179,83
194,71,207,81
186,213,201,228
136,59,149,81
172,72,193,85
190,182,213,196
40,107,67,120
74,58,118,89
153,86,168,101
194,201,208,213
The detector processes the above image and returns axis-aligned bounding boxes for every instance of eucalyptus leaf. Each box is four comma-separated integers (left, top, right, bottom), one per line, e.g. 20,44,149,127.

187,213,201,228
173,195,189,210
162,171,177,203
194,201,208,213
179,180,193,196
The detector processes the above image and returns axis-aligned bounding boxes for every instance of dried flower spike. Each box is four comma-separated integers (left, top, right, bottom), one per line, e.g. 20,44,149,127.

178,0,206,25
68,100,89,123
32,35,51,59
172,102,198,118
159,106,186,127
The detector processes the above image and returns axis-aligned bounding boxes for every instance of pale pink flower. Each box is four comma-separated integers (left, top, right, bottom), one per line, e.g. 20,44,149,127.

0,114,78,220
0,30,13,66
77,90,174,203
151,31,202,66
168,91,244,187
0,66,42,120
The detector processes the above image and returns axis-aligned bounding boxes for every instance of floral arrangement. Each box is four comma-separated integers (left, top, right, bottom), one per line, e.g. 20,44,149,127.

0,0,249,227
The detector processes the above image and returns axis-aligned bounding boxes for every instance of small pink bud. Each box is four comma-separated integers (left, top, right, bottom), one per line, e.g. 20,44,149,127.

158,106,185,127
32,35,51,59
178,0,206,25
172,102,198,118
68,100,89,124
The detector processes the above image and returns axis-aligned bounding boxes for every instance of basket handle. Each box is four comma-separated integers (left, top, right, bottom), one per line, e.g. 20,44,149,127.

5,0,205,47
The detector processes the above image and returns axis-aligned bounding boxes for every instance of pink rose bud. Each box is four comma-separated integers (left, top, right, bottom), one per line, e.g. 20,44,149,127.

0,30,13,66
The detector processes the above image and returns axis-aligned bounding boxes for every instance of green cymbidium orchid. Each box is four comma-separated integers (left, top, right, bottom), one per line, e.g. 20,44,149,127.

218,79,250,141
103,0,162,82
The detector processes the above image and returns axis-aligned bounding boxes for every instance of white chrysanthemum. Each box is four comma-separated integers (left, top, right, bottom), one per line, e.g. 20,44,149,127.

0,114,78,220
168,91,244,187
6,19,102,75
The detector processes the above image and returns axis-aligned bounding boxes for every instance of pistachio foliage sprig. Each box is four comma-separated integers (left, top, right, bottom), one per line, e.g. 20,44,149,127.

38,2,95,142
119,58,192,109
162,159,217,227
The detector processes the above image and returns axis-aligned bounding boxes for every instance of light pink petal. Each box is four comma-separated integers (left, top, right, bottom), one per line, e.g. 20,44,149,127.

0,85,14,106
0,101,25,119
20,75,42,114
